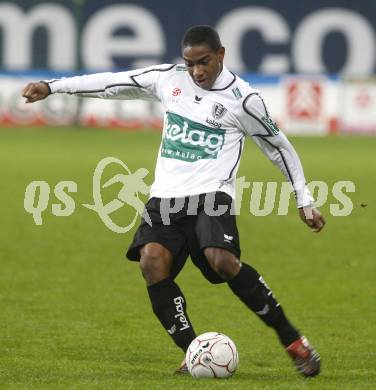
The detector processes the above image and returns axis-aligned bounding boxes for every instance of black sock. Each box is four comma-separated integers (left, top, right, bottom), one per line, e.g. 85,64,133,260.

228,263,300,347
147,277,196,352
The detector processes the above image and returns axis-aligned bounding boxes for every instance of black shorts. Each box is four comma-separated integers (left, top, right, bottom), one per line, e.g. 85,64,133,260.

126,192,241,284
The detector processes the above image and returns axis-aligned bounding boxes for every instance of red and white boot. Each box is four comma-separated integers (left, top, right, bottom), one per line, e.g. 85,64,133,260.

286,336,321,377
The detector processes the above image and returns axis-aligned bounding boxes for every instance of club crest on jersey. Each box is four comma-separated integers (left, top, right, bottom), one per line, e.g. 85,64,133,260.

212,102,227,120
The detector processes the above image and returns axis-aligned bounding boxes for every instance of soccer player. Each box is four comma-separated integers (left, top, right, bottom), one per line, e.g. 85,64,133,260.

22,25,325,377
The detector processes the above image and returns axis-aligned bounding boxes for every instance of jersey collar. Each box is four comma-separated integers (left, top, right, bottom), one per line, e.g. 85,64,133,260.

210,65,236,91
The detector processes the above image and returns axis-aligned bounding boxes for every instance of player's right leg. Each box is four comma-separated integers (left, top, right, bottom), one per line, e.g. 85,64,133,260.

126,198,197,371
127,198,196,374
139,242,196,355
139,242,172,285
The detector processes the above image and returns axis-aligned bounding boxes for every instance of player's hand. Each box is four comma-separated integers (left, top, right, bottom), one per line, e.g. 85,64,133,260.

22,82,50,103
299,207,326,233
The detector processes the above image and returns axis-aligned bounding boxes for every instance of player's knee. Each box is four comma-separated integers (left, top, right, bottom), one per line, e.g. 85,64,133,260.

204,248,241,281
139,243,172,285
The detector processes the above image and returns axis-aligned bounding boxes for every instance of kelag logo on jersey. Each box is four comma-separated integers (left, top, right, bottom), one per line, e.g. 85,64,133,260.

161,112,225,162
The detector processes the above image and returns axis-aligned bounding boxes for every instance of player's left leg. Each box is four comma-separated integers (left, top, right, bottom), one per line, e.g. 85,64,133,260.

193,192,320,377
203,248,320,377
204,247,301,346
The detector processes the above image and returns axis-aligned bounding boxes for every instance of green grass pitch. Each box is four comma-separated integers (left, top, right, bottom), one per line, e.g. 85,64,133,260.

0,127,375,389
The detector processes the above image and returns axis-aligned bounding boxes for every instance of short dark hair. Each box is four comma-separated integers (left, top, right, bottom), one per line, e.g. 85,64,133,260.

182,25,222,52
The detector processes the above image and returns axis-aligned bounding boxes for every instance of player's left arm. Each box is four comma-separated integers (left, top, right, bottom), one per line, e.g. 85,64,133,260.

237,92,325,232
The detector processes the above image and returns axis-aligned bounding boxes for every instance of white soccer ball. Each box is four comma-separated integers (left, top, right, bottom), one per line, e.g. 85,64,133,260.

185,332,239,378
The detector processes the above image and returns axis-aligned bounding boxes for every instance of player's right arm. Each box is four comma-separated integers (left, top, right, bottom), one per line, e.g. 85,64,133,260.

22,64,175,103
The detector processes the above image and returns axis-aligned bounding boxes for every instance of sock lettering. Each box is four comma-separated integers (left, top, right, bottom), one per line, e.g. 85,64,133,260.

173,296,190,331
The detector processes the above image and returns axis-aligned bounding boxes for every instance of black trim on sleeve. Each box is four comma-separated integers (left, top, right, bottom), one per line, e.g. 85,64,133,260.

258,93,270,117
242,92,274,137
131,64,176,87
68,83,142,95
40,81,51,95
242,92,295,187
68,64,176,94
254,136,294,185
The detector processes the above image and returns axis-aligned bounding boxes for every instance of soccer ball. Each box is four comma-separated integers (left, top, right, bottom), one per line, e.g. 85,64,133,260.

185,332,239,378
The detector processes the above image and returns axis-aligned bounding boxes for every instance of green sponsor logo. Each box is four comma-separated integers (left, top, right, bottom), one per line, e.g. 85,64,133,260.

232,87,242,99
161,112,225,162
261,116,280,135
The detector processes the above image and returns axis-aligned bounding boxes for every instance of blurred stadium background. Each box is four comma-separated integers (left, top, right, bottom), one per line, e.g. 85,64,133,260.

1,1,375,388
1,0,376,134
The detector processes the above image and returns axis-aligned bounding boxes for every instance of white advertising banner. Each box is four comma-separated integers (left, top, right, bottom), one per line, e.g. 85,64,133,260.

2,73,371,135
340,79,376,134
280,76,331,135
0,75,164,129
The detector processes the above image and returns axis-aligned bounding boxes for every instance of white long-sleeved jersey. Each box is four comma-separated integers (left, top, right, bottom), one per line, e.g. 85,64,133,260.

47,64,313,207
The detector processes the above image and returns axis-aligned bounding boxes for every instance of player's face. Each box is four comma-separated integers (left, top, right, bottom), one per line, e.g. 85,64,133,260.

183,44,225,90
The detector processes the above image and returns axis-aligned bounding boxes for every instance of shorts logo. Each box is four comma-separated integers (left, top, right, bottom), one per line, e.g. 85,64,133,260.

212,102,227,120
161,112,225,162
224,233,233,243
